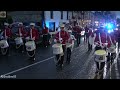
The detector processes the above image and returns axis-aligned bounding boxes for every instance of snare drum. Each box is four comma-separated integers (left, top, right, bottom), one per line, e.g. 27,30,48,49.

66,43,72,48
94,50,107,63
52,44,63,55
0,40,9,48
108,45,116,53
15,37,23,45
25,41,36,51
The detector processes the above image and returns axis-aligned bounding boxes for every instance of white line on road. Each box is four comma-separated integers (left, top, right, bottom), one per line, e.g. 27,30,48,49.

1,56,55,76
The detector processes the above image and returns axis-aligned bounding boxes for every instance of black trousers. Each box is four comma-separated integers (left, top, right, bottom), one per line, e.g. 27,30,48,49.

77,34,81,46
84,33,89,42
88,41,92,51
56,45,66,65
107,53,116,63
66,47,72,62
95,46,106,71
7,38,11,55
118,41,120,52
43,35,48,47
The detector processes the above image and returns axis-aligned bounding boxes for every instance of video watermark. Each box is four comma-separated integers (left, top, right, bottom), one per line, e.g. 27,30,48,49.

0,75,16,79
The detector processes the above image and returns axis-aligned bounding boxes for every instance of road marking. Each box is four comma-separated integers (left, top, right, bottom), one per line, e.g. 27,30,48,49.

1,56,55,76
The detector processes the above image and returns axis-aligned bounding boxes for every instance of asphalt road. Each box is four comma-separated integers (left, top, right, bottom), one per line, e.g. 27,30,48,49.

0,37,119,79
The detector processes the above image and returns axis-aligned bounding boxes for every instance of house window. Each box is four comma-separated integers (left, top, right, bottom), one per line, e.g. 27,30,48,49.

50,11,53,19
61,11,63,19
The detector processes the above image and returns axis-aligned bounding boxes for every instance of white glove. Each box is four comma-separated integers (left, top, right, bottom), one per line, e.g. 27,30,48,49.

1,36,4,39
20,33,22,37
5,36,8,39
54,39,57,43
32,37,35,41
59,38,62,41
25,37,30,40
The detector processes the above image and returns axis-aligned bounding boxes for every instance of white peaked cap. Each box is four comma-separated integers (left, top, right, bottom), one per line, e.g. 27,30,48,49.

68,30,72,33
19,22,23,25
4,22,9,26
30,23,35,26
60,24,65,27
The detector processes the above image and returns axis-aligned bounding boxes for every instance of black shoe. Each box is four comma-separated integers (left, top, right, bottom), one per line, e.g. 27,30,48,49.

59,64,63,69
33,58,35,61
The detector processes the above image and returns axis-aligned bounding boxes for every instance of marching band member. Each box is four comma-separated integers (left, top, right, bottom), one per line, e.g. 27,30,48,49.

107,31,116,63
72,24,77,40
16,22,26,52
42,25,49,47
66,30,76,64
76,24,82,46
94,27,108,74
54,24,69,68
88,28,94,51
84,25,89,43
2,23,12,56
26,23,39,61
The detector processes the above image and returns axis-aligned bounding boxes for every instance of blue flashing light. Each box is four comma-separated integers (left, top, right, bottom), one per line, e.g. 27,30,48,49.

106,23,114,29
45,21,49,28
108,29,113,33
108,30,111,33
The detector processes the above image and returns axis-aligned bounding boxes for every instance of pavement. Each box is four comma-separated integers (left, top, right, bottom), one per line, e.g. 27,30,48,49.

0,37,120,79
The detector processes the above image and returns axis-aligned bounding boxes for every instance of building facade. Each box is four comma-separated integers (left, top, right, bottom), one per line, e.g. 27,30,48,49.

44,11,73,34
7,11,44,26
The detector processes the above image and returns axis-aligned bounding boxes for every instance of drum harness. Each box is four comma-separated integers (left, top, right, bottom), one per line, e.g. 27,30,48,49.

27,29,35,57
54,31,65,64
15,28,23,49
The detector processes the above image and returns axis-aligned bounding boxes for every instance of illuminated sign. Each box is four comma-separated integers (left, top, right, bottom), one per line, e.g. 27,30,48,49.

0,11,6,18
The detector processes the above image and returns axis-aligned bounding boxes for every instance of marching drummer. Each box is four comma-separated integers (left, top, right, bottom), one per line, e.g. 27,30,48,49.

26,23,39,61
42,25,49,47
66,30,76,64
28,23,39,42
107,31,116,63
94,27,108,74
16,22,26,52
54,24,69,68
2,23,12,56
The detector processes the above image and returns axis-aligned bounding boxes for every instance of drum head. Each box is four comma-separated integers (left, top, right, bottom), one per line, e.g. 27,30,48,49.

66,43,72,48
95,50,106,56
52,44,62,48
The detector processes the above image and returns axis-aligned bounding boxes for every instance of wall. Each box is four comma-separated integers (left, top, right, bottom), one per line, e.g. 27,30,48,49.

44,11,69,28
